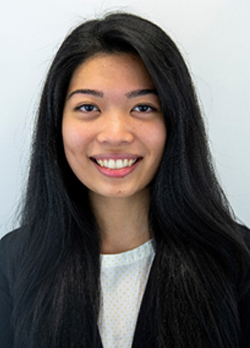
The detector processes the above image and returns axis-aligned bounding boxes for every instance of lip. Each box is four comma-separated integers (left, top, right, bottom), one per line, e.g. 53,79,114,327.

91,156,142,178
91,153,140,161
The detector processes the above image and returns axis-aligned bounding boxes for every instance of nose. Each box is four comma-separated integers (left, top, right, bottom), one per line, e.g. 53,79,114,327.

96,111,134,146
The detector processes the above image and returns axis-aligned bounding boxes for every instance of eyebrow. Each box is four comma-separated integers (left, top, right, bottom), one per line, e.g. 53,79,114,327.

67,88,158,100
67,89,104,100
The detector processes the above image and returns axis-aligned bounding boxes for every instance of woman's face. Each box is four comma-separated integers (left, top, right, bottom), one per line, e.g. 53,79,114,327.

62,53,166,200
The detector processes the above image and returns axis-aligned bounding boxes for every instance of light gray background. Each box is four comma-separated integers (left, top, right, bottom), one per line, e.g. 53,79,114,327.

0,0,249,238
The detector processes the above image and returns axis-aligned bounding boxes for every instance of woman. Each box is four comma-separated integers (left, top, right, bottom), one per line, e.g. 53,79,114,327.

0,12,250,348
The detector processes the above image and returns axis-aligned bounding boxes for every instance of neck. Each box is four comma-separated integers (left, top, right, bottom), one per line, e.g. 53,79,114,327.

89,190,151,254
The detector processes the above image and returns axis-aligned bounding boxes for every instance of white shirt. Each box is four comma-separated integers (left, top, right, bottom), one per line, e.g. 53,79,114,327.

98,239,155,348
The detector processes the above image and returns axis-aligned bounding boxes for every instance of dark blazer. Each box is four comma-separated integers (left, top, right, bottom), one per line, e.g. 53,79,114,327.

1,227,250,348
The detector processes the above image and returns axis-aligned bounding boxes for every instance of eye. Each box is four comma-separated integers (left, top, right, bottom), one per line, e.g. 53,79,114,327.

132,104,157,113
75,104,99,112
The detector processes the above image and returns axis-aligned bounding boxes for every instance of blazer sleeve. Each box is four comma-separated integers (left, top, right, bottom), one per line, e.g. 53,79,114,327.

0,233,14,348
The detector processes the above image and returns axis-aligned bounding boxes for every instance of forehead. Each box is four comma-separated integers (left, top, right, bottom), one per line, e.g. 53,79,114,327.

67,53,155,94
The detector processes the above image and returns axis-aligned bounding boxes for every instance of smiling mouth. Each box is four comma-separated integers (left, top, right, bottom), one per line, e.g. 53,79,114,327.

91,158,141,169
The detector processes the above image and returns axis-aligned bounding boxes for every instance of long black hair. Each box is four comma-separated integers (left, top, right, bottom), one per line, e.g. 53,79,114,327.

14,12,250,348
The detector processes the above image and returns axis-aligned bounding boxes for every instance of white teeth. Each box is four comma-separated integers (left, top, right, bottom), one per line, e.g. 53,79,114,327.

116,159,123,168
96,158,138,169
109,159,115,169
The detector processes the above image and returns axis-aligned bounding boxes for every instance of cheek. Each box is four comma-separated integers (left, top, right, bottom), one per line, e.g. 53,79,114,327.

62,122,93,184
147,123,167,158
62,121,90,159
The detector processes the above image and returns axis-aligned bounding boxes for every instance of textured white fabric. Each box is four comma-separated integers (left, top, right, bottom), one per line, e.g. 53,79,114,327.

98,239,155,348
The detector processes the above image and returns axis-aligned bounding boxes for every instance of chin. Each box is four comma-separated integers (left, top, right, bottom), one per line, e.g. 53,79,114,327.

90,185,149,200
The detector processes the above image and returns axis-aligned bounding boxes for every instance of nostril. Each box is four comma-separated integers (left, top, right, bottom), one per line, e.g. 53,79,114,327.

96,129,134,145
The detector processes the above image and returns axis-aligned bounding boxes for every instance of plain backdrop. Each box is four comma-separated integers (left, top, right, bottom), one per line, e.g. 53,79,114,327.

0,0,249,238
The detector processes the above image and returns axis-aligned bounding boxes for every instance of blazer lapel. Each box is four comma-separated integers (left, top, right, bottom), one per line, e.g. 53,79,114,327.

132,259,158,348
95,326,104,348
96,259,158,348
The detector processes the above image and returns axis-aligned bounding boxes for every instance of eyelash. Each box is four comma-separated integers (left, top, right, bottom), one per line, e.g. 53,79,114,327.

74,103,157,113
132,105,157,112
75,104,99,112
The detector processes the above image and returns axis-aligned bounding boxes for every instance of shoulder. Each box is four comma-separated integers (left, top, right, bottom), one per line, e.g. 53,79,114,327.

0,227,28,247
0,228,29,286
0,229,29,347
0,227,28,260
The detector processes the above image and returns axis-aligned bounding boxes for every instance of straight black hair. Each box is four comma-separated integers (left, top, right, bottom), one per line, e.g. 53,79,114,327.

14,12,250,347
